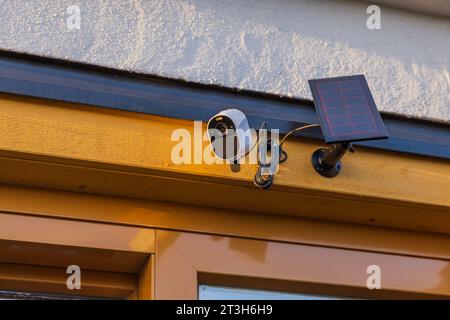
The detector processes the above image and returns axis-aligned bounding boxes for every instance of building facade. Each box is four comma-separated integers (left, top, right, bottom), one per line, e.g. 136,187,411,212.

0,0,449,299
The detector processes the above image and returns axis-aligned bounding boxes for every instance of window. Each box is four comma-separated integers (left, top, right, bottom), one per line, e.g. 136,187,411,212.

199,285,342,300
0,212,155,300
156,230,449,299
0,290,102,300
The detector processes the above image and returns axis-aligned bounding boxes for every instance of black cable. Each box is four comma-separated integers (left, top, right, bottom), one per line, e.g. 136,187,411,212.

278,124,319,164
279,149,288,163
253,138,276,189
253,123,319,189
253,165,274,189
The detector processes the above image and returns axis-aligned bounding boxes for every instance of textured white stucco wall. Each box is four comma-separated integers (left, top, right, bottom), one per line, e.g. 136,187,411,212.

0,0,449,121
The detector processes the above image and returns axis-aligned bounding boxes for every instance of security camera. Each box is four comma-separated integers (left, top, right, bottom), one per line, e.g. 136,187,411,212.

207,109,253,162
206,107,327,190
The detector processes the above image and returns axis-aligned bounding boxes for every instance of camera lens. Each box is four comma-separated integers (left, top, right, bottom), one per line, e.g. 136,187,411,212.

215,123,228,136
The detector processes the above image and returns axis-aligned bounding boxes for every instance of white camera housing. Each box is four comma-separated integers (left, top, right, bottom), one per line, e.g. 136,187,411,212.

207,109,253,162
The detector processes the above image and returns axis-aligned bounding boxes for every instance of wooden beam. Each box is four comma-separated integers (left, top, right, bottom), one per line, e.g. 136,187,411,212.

0,213,155,273
0,212,155,253
1,185,450,260
0,239,149,274
0,95,449,233
0,262,136,299
0,51,449,159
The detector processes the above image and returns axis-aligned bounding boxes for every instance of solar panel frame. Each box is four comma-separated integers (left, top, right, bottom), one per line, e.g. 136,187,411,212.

309,75,388,144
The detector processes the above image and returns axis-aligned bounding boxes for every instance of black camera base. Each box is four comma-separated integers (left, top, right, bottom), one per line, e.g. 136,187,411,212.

311,143,355,178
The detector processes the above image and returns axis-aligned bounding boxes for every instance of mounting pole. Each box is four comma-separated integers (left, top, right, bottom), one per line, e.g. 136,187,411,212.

311,142,355,178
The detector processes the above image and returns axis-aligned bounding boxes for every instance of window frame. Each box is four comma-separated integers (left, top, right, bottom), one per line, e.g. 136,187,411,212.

155,230,450,300
0,213,155,300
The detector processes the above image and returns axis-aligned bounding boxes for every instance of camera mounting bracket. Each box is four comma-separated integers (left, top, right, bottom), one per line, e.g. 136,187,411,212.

311,142,355,178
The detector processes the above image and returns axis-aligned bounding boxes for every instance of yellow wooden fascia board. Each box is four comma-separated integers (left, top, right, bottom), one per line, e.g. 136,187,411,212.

0,95,449,233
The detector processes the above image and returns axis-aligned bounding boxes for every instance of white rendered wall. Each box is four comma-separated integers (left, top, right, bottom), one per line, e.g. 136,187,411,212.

0,0,449,121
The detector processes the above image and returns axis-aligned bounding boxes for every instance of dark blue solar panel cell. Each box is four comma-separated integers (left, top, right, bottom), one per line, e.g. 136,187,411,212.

308,75,388,143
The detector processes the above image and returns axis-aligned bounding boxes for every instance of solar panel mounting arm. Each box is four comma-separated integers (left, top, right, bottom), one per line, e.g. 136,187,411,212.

312,142,355,178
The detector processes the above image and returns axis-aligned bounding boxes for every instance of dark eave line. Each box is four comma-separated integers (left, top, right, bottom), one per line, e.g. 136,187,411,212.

0,50,449,160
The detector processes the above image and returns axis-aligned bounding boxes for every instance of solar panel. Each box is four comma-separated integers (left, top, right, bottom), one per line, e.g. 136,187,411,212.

308,75,388,144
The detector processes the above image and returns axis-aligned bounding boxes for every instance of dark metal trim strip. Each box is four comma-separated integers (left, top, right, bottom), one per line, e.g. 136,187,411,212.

0,51,448,160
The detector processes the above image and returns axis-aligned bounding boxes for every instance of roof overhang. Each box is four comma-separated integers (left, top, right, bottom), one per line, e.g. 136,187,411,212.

0,51,449,234
0,50,448,160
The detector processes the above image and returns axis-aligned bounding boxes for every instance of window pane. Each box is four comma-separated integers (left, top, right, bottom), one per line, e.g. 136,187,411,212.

0,290,107,300
199,285,342,300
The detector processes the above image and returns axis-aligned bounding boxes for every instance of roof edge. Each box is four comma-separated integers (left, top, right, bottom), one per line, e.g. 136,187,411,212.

0,50,449,160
